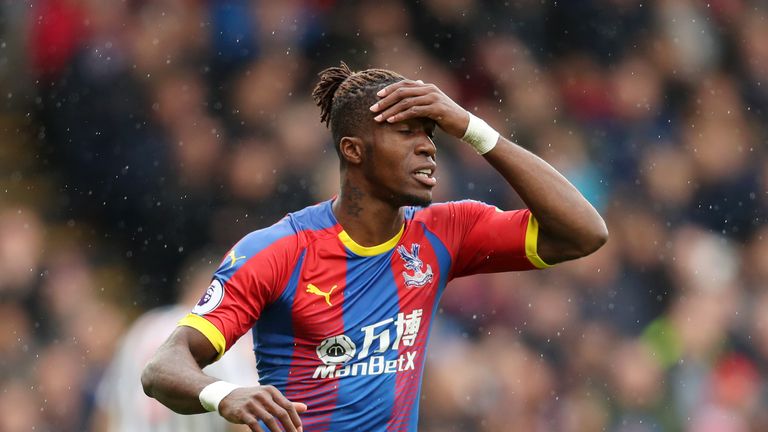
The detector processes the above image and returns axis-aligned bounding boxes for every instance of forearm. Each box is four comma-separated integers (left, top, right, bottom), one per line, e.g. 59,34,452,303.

141,330,217,414
143,327,307,430
366,79,606,262
483,137,607,263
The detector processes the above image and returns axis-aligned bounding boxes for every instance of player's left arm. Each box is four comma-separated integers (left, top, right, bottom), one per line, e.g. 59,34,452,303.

370,80,608,264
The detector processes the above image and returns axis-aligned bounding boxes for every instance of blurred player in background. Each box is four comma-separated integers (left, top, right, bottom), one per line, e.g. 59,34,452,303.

142,62,607,431
94,255,258,432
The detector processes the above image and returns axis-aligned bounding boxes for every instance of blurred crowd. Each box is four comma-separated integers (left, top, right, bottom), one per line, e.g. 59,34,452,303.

1,0,767,431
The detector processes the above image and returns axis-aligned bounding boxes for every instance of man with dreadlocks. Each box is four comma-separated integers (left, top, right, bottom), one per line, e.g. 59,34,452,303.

142,62,608,431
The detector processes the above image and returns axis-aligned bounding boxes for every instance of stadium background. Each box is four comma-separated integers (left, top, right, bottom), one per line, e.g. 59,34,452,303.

1,0,767,430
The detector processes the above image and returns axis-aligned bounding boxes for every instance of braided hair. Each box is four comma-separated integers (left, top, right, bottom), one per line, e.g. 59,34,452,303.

312,62,404,162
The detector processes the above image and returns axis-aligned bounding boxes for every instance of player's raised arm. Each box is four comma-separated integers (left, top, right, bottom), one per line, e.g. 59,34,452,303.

370,80,608,264
141,326,307,432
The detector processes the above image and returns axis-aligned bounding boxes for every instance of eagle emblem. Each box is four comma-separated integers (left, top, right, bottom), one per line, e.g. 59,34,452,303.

397,243,433,288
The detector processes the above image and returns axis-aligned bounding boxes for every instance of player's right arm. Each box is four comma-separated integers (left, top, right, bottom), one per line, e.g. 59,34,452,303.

142,219,308,432
141,326,307,432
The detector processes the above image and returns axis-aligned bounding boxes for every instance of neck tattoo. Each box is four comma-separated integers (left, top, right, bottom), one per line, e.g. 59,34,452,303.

345,183,364,218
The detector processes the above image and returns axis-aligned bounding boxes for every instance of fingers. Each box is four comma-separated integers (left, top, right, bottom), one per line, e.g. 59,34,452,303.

240,414,265,432
292,402,308,413
267,386,307,428
375,79,424,99
373,95,437,123
265,400,297,432
264,386,303,432
234,405,275,432
220,386,305,432
370,81,433,116
372,78,468,137
260,407,291,432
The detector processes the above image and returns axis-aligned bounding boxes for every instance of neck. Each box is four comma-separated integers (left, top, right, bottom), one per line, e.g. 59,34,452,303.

332,179,404,247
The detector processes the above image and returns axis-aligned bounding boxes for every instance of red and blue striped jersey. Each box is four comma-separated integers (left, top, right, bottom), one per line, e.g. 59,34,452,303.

180,199,550,431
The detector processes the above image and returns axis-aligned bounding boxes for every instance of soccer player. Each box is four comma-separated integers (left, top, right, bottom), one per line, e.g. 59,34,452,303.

141,62,608,432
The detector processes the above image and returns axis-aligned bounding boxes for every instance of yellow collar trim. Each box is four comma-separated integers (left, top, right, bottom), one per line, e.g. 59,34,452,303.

338,224,405,256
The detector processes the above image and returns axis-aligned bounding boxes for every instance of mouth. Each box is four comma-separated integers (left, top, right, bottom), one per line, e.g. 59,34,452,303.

412,167,437,188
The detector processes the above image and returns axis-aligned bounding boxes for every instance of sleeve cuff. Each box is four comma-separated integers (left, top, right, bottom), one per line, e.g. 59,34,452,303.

524,213,553,269
178,313,227,361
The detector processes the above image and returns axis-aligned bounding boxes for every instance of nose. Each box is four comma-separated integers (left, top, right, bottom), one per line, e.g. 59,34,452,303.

415,134,436,159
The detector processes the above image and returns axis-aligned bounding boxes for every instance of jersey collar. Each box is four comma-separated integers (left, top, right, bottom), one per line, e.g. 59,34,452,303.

337,224,404,256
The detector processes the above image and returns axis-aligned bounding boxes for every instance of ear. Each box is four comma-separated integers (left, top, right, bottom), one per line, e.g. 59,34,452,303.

339,136,365,165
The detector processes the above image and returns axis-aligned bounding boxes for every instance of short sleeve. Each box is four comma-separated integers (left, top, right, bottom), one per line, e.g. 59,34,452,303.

179,218,300,360
447,200,552,278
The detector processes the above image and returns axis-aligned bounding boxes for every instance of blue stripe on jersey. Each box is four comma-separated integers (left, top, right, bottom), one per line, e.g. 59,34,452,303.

213,216,296,283
403,205,420,221
422,224,451,301
328,251,401,431
406,224,453,430
254,249,306,390
287,199,338,232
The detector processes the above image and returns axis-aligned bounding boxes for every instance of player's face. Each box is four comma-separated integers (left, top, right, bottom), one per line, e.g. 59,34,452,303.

365,118,437,207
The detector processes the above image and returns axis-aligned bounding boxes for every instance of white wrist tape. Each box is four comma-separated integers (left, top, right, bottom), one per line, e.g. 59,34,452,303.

461,112,500,155
199,381,241,413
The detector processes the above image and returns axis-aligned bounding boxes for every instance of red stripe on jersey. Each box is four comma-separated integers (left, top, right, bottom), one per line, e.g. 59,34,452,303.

284,233,348,431
386,224,441,430
205,235,300,351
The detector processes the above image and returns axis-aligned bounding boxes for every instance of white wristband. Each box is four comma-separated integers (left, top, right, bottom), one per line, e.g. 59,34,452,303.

461,112,500,155
199,381,241,413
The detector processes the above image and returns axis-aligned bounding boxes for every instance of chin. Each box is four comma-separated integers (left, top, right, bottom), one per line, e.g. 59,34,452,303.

400,192,433,208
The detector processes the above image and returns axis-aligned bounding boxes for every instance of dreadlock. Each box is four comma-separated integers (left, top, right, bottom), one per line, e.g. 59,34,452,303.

312,62,405,162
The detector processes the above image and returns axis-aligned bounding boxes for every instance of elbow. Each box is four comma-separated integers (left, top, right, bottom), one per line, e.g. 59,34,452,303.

141,361,157,398
580,217,609,257
538,217,608,264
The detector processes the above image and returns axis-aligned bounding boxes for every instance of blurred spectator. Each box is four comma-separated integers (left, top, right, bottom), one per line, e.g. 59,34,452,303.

0,379,41,432
0,206,44,298
28,0,87,80
607,340,670,431
92,254,258,432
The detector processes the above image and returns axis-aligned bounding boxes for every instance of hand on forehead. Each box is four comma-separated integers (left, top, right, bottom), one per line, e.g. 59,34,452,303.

368,79,469,138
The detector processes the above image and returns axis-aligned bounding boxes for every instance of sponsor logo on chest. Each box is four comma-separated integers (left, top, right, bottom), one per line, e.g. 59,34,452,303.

313,309,423,379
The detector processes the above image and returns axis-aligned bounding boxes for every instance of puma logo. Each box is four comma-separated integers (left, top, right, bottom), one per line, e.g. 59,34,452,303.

306,283,337,306
225,250,246,269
